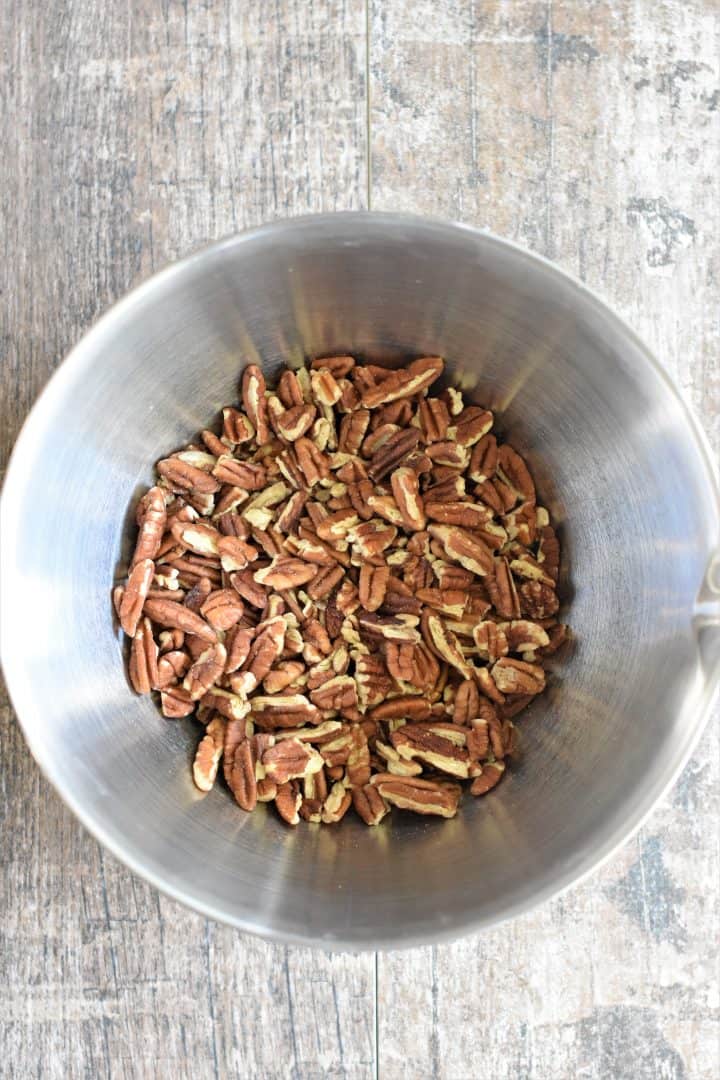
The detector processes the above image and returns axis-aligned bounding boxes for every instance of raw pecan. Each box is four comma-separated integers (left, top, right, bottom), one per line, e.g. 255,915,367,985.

274,780,302,825
157,458,221,494
242,617,286,688
228,737,257,811
426,441,469,469
184,642,227,701
155,649,191,689
263,660,306,694
217,535,258,571
486,558,521,619
428,524,494,577
129,617,159,694
229,568,267,608
253,557,317,590
370,695,431,722
200,589,245,631
295,437,331,486
250,694,321,730
384,640,439,690
354,653,395,710
276,403,317,442
311,355,356,378
491,657,546,695
373,776,460,818
212,456,266,490
367,428,421,482
202,688,251,721
358,562,390,612
470,762,505,796
321,782,352,824
468,434,497,482
241,364,269,446
497,444,535,504
418,397,450,441
338,409,370,454
352,784,389,825
519,580,560,619
262,739,323,784
472,621,509,663
192,716,227,792
453,679,480,725
391,467,426,531
424,502,492,528
361,357,444,409
160,685,195,718
505,620,550,654
132,487,167,566
120,558,154,637
309,675,358,712
143,597,217,642
416,588,467,618
391,725,470,779
421,612,473,679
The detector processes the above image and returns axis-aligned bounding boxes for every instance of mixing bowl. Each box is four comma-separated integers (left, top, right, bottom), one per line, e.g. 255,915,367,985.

2,212,719,949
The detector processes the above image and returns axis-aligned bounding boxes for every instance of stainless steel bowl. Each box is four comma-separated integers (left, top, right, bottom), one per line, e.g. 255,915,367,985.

2,213,719,950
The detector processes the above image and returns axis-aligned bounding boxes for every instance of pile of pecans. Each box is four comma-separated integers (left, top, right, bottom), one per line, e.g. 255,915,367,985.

114,356,566,826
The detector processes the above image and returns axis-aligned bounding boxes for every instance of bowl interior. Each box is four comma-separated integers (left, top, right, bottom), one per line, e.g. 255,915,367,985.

3,214,718,948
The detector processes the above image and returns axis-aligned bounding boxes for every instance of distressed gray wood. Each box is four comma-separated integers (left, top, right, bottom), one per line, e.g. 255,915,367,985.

0,2,374,1078
371,1,720,1078
2,0,719,1077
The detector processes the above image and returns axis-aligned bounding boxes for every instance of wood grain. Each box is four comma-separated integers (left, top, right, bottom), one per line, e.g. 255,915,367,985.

0,2,373,1078
2,0,719,1077
371,1,719,1077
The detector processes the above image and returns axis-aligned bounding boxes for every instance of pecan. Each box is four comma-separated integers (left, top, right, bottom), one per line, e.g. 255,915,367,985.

221,407,254,445
192,716,227,792
274,781,302,825
497,444,535,505
346,726,371,787
391,725,470,779
384,640,439,690
157,458,221,495
367,428,420,482
357,611,420,644
350,520,398,560
229,568,267,608
352,784,389,825
468,434,497,483
310,368,342,406
358,562,390,612
321,782,352,824
416,588,467,618
295,437,331,486
428,524,494,577
129,617,159,694
132,487,167,566
426,441,469,469
183,642,227,701
263,660,306,694
505,620,550,654
470,762,505,796
228,737,257,811
309,675,358,712
200,589,245,631
391,467,426,531
361,357,444,409
355,653,395,710
241,364,269,446
253,557,317,590
217,535,258,571
421,612,473,679
250,694,321,730
242,617,286,688
424,502,492,528
370,695,431,722
491,658,546,695
120,558,155,637
365,493,404,527
202,688,251,721
487,558,521,619
160,685,195,718
472,621,509,663
418,397,450,441
373,776,460,818
144,597,217,642
537,524,560,582
453,679,480,725
519,580,560,619
452,406,493,448
155,649,191,689
311,355,356,378
212,455,266,490
510,552,555,588
262,739,323,784
338,409,370,454
276,403,317,442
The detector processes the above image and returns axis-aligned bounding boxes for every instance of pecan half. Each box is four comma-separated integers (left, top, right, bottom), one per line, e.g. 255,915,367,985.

143,597,217,642
391,467,426,531
120,558,154,637
373,776,461,818
132,487,167,566
192,716,227,792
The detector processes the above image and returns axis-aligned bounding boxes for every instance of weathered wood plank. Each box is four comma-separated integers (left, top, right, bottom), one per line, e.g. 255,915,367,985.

371,1,719,1077
0,2,372,1078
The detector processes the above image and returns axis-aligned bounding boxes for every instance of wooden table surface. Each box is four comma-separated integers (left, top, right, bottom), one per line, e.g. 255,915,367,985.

2,2,718,1077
